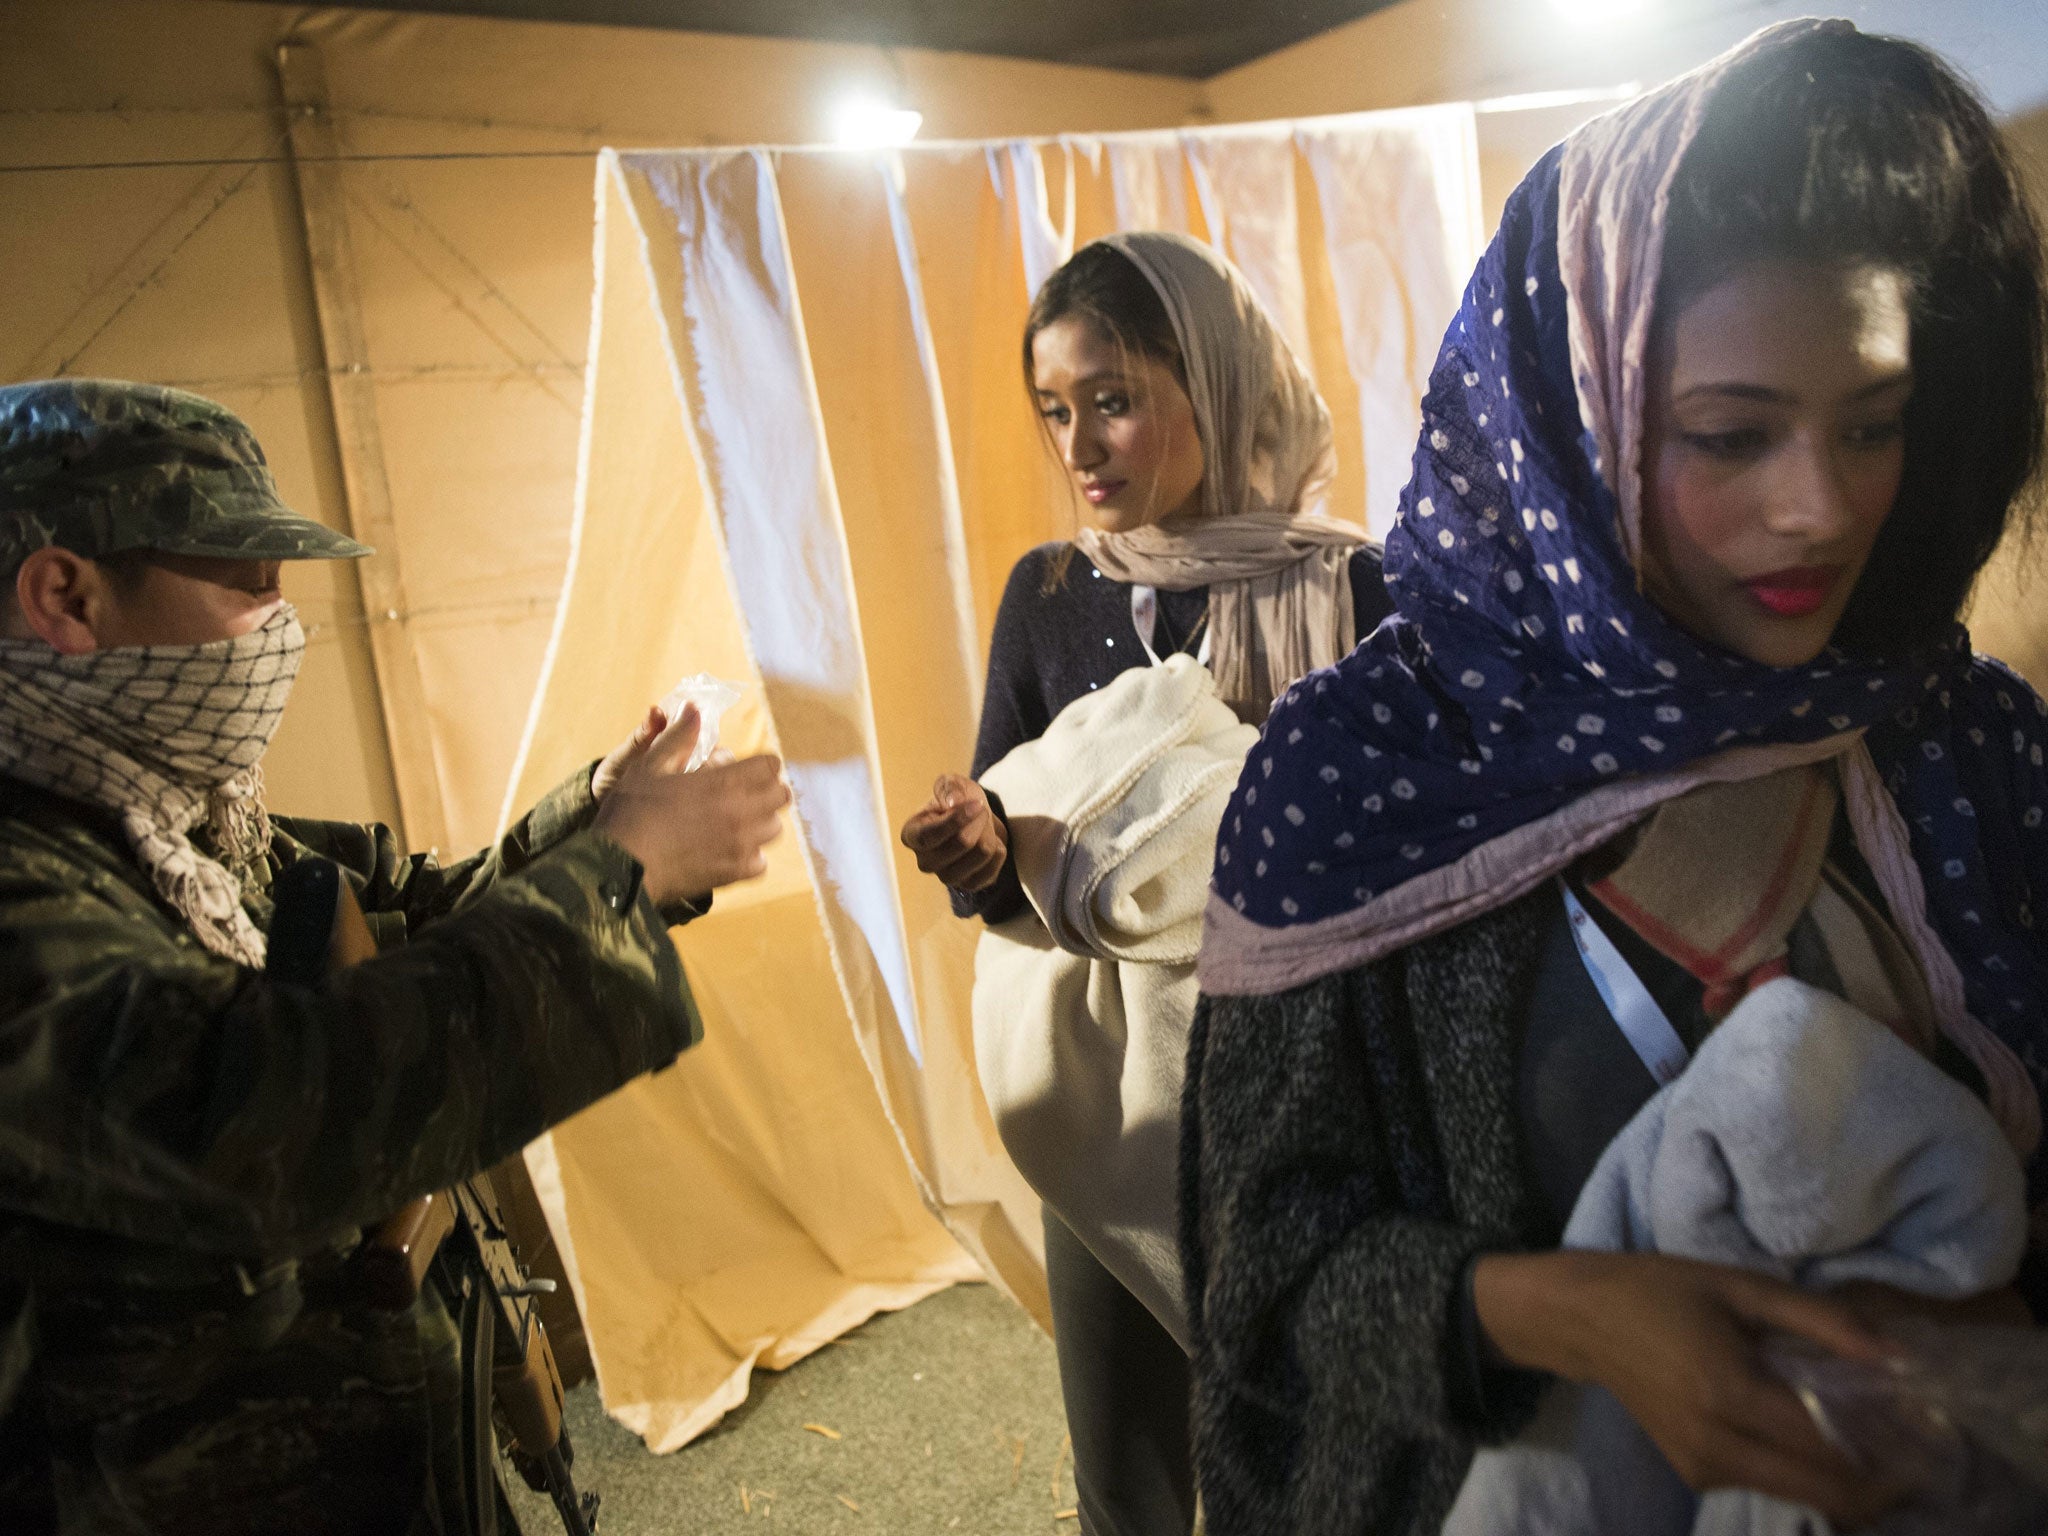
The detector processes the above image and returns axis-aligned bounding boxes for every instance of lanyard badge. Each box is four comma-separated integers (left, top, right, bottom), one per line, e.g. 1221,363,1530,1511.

1560,878,1691,1086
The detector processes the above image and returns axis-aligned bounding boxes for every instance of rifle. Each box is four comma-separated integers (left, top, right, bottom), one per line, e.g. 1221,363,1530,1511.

267,855,600,1536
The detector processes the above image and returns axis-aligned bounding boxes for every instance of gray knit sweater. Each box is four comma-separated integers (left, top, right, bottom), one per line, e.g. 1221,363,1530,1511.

1180,889,1555,1536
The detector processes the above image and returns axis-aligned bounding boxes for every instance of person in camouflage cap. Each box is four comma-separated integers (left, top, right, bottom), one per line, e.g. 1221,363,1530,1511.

0,378,370,570
0,379,791,1533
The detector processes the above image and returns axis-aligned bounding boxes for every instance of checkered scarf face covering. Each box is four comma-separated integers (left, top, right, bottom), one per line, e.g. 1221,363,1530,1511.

0,606,305,965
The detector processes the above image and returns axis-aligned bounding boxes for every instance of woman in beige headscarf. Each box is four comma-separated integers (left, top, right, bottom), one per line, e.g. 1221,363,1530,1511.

898,232,1389,1536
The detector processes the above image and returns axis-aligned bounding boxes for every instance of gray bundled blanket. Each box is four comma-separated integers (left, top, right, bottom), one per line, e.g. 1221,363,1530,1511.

1444,977,2029,1536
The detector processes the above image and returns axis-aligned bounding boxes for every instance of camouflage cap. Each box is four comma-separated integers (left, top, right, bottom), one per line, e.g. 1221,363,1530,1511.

0,379,371,571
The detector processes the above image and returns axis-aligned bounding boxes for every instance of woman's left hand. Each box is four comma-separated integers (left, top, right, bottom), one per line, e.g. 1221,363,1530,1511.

899,774,1009,892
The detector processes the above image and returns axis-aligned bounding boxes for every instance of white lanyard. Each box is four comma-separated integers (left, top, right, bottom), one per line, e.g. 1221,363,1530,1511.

1559,878,1691,1086
1131,584,1213,668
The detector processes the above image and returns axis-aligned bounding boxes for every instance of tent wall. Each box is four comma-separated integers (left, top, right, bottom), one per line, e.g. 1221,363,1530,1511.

1,0,1202,847
1207,0,2048,220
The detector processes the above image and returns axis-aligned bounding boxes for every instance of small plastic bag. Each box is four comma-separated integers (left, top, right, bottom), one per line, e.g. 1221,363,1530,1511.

658,674,744,772
1763,1320,2048,1533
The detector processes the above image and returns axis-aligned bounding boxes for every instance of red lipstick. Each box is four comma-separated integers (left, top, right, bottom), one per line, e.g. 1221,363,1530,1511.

1744,565,1839,618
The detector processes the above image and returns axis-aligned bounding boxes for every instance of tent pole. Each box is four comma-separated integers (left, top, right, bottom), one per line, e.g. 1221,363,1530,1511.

275,38,450,855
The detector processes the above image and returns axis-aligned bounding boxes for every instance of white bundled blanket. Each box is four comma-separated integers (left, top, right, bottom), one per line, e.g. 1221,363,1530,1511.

1445,977,2030,1536
973,654,1258,1348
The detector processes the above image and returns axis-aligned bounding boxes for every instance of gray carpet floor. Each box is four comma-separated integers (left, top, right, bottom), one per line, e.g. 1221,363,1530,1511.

503,1282,1079,1536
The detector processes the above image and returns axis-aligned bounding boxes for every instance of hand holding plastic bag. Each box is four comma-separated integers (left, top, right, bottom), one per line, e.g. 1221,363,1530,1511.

1765,1320,2048,1533
591,674,746,803
659,674,744,771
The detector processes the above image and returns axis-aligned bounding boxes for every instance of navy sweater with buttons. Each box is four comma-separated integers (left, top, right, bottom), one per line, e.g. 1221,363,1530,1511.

956,541,1393,924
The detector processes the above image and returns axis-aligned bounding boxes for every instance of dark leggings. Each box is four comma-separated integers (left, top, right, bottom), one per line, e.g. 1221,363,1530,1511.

1043,1210,1196,1536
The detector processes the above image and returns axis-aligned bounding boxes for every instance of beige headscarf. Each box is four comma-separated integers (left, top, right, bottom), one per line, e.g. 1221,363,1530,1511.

1070,232,1371,720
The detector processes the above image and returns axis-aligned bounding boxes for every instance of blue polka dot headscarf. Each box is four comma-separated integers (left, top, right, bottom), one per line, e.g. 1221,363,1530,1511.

1200,21,2048,1188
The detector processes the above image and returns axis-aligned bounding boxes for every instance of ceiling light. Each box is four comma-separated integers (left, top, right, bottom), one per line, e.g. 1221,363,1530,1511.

833,97,924,149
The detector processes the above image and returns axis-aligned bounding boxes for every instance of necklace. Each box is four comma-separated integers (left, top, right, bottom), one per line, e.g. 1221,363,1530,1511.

1169,608,1211,660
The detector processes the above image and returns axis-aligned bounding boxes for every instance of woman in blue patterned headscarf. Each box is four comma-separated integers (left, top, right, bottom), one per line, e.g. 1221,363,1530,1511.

1181,20,2048,1536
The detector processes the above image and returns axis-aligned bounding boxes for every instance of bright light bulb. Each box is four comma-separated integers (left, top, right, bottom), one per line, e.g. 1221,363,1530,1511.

833,97,924,148
1548,0,1648,23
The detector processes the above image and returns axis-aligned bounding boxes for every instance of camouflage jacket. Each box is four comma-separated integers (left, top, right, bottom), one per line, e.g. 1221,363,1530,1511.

0,768,704,1534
